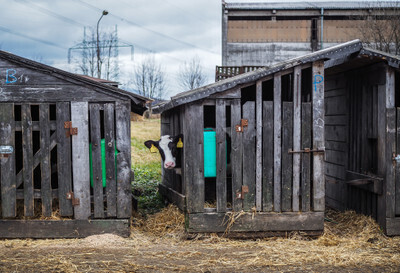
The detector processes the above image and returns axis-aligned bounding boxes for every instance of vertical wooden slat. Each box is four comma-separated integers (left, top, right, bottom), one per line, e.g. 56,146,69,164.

71,102,91,220
104,103,117,217
301,103,312,211
56,102,73,216
39,104,52,217
22,104,34,217
312,61,325,212
282,102,293,212
396,107,400,216
0,103,16,218
230,98,243,211
292,66,302,212
243,101,256,211
274,73,282,212
386,67,396,219
184,103,204,213
262,101,274,211
256,81,263,211
116,101,132,218
216,99,227,212
90,104,104,218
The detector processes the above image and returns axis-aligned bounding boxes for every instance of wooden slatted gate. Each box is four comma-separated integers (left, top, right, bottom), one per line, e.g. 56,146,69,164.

0,102,131,226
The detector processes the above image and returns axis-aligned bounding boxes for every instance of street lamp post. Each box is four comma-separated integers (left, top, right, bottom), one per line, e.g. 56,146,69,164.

96,10,108,78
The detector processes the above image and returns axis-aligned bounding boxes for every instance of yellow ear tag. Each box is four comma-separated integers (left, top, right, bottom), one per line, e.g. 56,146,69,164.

177,138,183,148
150,144,158,153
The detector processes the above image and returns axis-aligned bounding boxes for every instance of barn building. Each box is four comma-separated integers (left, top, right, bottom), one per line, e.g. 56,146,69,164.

155,40,400,236
0,50,148,238
221,1,400,69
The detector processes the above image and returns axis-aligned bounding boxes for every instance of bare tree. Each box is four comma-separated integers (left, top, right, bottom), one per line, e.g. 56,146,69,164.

178,56,207,90
69,26,119,81
356,2,400,55
132,56,167,100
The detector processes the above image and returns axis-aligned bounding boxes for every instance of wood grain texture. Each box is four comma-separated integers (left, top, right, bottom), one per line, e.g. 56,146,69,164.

301,103,312,211
273,73,282,212
256,81,263,211
282,102,293,212
22,104,34,217
292,66,302,212
230,99,243,211
39,104,52,217
216,99,227,212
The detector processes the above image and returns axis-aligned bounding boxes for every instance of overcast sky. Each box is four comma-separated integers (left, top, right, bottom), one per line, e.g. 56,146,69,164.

0,0,391,98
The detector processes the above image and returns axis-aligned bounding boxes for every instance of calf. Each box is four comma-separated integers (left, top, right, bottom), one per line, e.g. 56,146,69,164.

144,134,183,169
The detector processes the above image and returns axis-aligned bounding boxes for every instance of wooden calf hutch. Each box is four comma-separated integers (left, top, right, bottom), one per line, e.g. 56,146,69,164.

155,40,400,236
0,50,148,238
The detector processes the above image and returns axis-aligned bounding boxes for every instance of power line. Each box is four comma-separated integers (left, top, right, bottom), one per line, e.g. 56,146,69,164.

70,0,220,55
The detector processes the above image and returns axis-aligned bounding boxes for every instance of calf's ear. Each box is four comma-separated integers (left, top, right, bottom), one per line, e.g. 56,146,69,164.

144,140,157,149
173,134,183,144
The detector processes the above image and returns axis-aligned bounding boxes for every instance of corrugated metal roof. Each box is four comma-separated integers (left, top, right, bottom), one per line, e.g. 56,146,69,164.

154,40,400,114
225,1,400,10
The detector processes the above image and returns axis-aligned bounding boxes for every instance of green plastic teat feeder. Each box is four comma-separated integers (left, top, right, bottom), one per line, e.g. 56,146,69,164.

89,139,118,188
203,128,217,177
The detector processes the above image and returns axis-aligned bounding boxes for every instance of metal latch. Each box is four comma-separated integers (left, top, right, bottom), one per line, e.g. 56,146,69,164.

0,145,13,158
64,121,78,138
235,119,248,132
236,185,249,200
66,191,80,206
288,148,325,154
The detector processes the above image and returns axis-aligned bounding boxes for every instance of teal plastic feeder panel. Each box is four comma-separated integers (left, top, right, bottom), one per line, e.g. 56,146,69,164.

203,128,216,177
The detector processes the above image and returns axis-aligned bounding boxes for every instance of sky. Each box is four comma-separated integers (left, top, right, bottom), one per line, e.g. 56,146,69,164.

0,0,392,98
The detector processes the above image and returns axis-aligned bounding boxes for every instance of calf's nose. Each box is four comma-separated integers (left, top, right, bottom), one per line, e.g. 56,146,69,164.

165,161,175,169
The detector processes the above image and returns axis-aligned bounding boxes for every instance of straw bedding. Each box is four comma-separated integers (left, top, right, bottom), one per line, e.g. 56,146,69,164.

0,205,399,272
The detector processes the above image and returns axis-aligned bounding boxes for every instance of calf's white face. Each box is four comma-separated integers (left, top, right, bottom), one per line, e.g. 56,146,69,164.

144,134,183,170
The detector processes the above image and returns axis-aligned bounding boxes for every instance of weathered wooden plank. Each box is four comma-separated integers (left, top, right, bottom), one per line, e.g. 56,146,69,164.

386,218,400,236
56,102,73,216
39,104,52,217
158,183,186,211
22,104,34,217
301,102,312,211
282,102,293,212
0,103,16,218
187,211,324,233
90,104,104,218
256,81,263,211
292,66,301,212
386,107,396,219
115,101,132,218
262,101,273,211
274,73,282,212
71,102,91,220
242,101,256,211
104,103,117,217
230,99,243,211
396,108,400,216
184,103,204,213
216,99,227,212
325,125,347,142
15,121,57,131
312,61,325,212
0,219,130,238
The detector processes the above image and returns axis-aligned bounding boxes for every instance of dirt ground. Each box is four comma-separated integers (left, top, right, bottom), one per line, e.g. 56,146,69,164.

0,207,399,273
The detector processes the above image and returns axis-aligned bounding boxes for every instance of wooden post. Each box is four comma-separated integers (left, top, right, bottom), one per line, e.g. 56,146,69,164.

231,98,243,211
90,104,104,218
22,104,34,217
282,102,293,212
274,73,282,212
116,101,132,218
301,103,312,211
216,99,227,212
262,101,274,211
184,103,204,213
56,102,73,217
39,104,52,217
243,101,256,211
0,103,16,218
396,107,400,216
104,103,117,217
312,60,325,212
256,80,263,211
292,66,302,212
71,102,91,220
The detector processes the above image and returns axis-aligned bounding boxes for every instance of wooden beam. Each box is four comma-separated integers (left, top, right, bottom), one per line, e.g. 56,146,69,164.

39,104,52,217
282,102,293,212
262,101,273,211
216,99,227,212
312,61,325,212
292,66,301,212
231,99,243,211
243,101,256,211
273,73,282,212
0,219,130,239
71,102,91,220
158,184,186,211
256,80,263,211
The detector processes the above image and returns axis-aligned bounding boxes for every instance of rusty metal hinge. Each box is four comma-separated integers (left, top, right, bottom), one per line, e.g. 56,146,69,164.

236,185,249,200
66,191,80,206
288,148,325,154
64,121,78,138
235,119,248,132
